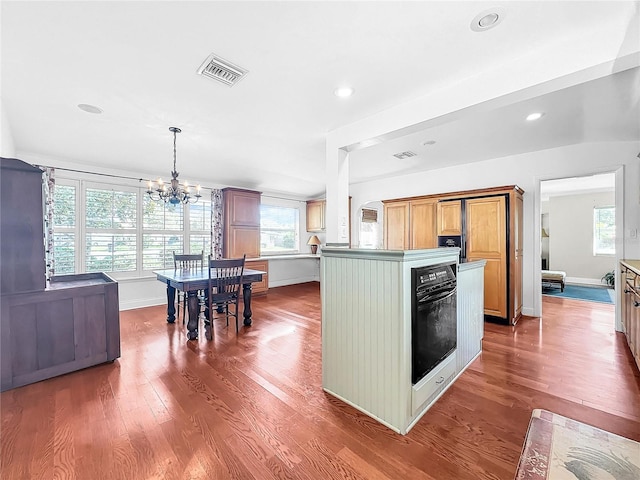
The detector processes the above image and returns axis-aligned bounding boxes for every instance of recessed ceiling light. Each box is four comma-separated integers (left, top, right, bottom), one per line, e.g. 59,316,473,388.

526,112,545,121
77,104,103,114
334,87,355,98
470,8,504,32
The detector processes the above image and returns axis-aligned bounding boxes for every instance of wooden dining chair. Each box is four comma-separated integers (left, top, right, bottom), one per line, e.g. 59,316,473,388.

206,255,246,337
173,251,204,324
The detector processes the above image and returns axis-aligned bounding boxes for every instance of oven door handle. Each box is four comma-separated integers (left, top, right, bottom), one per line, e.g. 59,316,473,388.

418,288,456,304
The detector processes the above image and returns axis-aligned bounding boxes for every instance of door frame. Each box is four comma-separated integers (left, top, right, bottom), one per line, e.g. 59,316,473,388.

534,166,623,331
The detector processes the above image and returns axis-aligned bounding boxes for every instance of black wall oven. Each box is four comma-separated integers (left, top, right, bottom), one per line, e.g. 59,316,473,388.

411,262,457,385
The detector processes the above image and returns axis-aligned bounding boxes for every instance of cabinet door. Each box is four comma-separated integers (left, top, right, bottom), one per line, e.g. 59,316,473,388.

437,201,462,236
227,226,260,258
410,199,437,249
306,200,325,232
466,196,507,319
384,201,409,250
245,260,269,295
226,189,261,226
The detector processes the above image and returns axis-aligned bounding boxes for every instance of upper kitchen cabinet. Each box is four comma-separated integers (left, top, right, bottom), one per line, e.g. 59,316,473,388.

223,188,261,259
306,199,325,232
383,198,437,250
436,200,462,236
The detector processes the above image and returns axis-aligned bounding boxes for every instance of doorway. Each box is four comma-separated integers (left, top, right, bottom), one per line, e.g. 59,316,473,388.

540,172,617,310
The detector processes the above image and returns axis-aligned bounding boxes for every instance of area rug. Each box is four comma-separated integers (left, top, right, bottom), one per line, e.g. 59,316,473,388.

515,409,640,479
542,285,614,304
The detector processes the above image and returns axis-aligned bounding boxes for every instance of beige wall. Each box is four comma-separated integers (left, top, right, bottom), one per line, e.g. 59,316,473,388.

548,192,616,283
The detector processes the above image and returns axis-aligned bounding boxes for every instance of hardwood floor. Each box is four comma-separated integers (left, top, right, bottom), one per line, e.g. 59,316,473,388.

2,283,639,479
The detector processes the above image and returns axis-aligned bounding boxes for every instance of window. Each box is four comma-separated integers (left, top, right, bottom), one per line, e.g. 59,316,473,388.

52,184,77,274
142,197,183,270
189,200,212,258
50,177,214,278
85,187,137,272
593,206,615,255
260,204,299,254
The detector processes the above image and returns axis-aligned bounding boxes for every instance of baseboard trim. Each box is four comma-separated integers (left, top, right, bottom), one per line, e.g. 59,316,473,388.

120,296,166,311
269,275,319,288
565,276,607,287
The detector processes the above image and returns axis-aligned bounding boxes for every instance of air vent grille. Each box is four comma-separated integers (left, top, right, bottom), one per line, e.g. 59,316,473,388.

393,151,417,159
197,54,248,87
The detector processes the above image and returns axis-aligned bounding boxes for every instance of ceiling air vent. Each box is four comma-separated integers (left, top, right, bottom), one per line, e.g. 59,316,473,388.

197,53,248,87
393,151,417,159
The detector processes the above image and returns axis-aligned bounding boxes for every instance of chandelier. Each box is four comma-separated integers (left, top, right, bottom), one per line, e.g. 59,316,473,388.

146,127,202,204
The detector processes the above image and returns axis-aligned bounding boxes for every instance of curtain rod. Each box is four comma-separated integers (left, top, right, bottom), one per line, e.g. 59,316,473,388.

33,164,213,191
36,164,311,201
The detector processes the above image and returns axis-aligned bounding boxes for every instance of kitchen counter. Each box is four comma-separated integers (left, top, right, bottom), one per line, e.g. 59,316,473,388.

621,259,640,276
321,247,485,434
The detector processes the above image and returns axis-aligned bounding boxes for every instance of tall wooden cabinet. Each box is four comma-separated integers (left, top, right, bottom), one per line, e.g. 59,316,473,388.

466,196,508,319
383,199,437,250
222,187,261,259
1,157,120,391
383,185,523,325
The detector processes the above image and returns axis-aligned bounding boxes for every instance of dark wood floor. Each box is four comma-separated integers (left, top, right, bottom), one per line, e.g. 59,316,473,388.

2,283,639,479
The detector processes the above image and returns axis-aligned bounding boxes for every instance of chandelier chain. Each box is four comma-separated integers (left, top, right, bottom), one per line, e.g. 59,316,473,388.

146,127,201,205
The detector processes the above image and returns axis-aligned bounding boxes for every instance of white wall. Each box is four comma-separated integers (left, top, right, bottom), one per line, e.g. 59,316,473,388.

1,99,16,158
548,192,616,283
349,140,640,318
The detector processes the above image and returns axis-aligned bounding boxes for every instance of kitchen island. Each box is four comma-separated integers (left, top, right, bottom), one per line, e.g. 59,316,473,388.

321,247,485,434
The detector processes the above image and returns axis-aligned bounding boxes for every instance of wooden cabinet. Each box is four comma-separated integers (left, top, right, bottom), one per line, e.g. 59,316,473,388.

465,189,523,325
382,185,524,325
1,273,120,392
0,158,46,294
245,259,269,295
0,158,121,392
410,199,438,249
384,201,410,249
621,260,640,371
466,196,507,318
223,188,261,259
306,200,325,232
383,199,437,250
436,200,462,236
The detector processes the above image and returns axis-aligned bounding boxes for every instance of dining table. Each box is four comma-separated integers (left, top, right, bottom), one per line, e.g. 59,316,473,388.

153,267,266,340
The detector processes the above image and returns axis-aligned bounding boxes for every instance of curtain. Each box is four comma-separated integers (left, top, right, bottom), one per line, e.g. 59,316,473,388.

211,189,223,260
43,167,55,279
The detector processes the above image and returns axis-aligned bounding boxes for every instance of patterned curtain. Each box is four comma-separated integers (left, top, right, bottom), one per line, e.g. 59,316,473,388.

42,167,55,279
211,189,224,260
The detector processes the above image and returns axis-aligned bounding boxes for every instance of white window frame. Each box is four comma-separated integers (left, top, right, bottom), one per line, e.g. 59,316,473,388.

260,198,303,256
83,181,139,279
593,205,615,256
51,174,213,279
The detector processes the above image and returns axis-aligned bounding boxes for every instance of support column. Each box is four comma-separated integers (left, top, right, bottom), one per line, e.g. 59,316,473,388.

325,146,350,246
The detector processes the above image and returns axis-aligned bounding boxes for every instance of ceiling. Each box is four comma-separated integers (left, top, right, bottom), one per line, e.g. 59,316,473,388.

2,1,639,200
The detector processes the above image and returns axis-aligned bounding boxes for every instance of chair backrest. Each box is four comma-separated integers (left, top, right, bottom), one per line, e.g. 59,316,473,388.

208,255,246,303
173,251,204,270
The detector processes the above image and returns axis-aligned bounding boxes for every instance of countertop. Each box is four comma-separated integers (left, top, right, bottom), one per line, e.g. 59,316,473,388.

458,259,487,272
621,259,640,276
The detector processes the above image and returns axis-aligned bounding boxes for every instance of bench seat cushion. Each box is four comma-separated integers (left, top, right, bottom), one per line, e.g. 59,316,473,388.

541,270,566,281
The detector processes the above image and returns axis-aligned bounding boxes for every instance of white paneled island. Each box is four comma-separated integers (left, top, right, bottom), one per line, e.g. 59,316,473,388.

321,247,485,434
